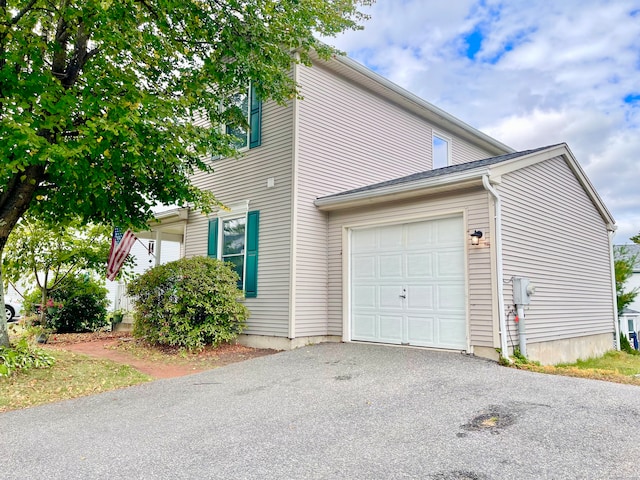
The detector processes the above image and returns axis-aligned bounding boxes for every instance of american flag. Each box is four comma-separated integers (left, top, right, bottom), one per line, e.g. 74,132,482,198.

106,227,137,281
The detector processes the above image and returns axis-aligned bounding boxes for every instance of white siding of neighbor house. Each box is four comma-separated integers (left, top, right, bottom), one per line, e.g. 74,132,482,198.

499,156,615,344
185,99,295,337
625,272,640,313
325,188,495,348
292,61,500,338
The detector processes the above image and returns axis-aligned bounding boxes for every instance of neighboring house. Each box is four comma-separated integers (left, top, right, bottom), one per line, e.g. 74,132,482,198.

614,244,640,341
107,215,182,315
615,244,640,312
141,52,616,365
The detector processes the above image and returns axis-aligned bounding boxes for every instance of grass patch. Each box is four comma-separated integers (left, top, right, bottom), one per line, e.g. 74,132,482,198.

0,350,151,413
515,350,640,386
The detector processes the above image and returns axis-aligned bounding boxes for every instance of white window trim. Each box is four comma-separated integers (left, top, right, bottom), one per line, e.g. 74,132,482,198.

432,130,452,168
215,200,250,289
216,200,250,220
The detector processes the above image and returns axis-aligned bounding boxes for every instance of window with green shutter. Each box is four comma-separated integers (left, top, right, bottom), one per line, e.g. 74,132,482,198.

224,84,262,150
244,211,259,297
207,210,259,297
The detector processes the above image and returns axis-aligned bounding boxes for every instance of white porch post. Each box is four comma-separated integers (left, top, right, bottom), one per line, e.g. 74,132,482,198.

155,230,163,267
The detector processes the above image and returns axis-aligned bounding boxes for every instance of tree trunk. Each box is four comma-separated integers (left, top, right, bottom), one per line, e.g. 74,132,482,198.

0,166,45,347
0,252,9,347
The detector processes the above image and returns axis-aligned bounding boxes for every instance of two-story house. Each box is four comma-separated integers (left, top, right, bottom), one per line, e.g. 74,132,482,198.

145,52,617,365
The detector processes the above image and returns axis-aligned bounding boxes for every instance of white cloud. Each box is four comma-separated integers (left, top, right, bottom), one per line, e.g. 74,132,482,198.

329,0,640,241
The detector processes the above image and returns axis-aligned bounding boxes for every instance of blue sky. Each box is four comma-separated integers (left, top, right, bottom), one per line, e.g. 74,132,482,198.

328,0,640,243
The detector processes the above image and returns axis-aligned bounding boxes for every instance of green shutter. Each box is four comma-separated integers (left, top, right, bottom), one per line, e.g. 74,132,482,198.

207,218,218,257
245,210,259,297
249,84,262,149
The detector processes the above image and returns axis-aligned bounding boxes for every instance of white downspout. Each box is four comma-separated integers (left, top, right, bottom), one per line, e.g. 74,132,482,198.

608,229,620,350
288,54,301,341
482,175,509,360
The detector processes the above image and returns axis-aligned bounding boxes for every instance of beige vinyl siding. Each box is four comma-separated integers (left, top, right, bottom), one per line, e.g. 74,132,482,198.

326,188,495,348
186,99,295,336
499,156,614,344
292,62,499,338
293,63,428,337
451,137,495,165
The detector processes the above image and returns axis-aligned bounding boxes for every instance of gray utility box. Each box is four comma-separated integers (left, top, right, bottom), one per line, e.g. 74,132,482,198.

513,276,535,305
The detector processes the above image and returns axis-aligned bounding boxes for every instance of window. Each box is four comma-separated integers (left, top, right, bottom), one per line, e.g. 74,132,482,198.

222,217,246,283
224,84,262,150
208,209,260,297
432,132,451,169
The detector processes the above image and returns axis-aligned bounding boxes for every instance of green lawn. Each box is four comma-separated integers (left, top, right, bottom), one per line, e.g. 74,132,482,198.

0,350,151,412
518,350,640,385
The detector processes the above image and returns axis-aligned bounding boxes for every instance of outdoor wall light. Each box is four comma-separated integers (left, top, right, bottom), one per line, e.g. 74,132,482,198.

470,230,483,246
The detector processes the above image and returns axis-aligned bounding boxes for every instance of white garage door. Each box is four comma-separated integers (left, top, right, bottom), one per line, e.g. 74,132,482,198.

350,216,467,349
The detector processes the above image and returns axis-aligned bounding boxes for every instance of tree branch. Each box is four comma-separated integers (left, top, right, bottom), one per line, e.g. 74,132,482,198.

9,0,38,26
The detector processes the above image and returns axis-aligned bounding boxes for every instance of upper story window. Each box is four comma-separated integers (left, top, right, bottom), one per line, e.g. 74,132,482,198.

432,131,451,169
224,84,262,150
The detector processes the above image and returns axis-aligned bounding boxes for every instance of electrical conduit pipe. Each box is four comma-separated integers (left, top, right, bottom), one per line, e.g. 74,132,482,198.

482,175,510,362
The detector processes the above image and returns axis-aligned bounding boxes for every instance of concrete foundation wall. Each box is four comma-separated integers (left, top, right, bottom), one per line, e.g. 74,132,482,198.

525,333,614,365
238,334,342,351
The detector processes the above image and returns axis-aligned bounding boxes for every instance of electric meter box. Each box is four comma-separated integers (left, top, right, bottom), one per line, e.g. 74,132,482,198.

513,276,534,305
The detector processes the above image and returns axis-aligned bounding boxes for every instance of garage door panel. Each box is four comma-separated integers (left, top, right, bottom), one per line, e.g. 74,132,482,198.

380,286,403,309
352,314,377,340
437,251,464,277
407,285,434,309
353,286,376,308
353,255,376,279
379,315,403,343
407,315,435,344
436,217,464,244
379,225,403,249
407,222,433,247
379,254,403,278
437,315,467,348
352,229,376,251
438,284,465,310
406,253,433,278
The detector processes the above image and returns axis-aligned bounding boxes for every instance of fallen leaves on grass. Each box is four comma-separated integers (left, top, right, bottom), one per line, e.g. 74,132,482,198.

0,350,151,413
515,363,640,386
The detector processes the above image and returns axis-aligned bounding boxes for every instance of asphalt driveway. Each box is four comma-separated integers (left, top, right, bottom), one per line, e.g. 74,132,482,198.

1,342,639,479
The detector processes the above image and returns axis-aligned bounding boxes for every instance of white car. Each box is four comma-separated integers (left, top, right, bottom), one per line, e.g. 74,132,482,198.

5,299,22,322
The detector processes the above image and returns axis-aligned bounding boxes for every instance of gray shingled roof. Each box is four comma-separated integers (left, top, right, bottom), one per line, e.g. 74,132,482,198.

317,144,562,200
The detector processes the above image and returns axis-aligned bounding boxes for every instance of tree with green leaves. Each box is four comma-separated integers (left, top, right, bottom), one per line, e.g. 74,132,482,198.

613,245,639,315
0,0,371,346
2,215,113,324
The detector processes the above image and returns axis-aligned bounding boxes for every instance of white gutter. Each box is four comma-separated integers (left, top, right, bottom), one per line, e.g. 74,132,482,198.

315,168,488,210
482,175,510,361
609,229,620,350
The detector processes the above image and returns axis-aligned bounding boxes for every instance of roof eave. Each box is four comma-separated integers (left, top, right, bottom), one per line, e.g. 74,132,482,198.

487,143,616,230
315,169,489,211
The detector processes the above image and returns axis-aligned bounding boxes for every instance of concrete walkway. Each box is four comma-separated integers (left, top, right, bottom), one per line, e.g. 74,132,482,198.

1,343,638,479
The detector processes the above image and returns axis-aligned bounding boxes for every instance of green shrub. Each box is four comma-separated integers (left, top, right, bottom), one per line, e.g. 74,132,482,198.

620,333,640,355
0,337,56,377
127,256,249,350
46,276,109,333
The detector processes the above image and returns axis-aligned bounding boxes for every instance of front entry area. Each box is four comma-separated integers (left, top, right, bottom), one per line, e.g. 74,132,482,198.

350,216,467,349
